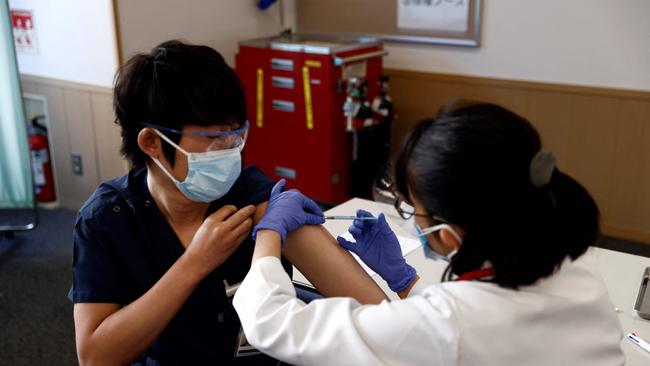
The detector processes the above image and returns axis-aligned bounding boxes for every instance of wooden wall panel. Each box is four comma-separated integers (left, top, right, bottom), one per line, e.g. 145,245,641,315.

63,89,101,206
91,92,126,182
385,69,650,244
20,76,127,210
564,96,619,225
468,86,530,117
525,91,572,165
607,101,650,235
21,81,38,94
388,76,441,151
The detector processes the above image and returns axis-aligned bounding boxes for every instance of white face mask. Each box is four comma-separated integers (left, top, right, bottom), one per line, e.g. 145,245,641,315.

404,217,462,262
151,129,243,202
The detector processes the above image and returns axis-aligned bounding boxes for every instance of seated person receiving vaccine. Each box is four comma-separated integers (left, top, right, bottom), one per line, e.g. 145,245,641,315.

233,101,624,366
69,40,386,366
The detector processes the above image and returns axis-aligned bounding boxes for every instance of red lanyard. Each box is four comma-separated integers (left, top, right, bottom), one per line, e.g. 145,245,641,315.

456,267,496,282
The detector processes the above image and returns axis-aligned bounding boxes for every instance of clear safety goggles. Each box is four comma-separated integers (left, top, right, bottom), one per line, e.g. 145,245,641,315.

146,120,249,152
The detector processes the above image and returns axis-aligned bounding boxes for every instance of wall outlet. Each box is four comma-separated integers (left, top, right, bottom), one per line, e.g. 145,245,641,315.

71,152,83,176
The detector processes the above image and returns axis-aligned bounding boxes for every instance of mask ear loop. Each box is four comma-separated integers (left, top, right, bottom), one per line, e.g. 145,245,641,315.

420,223,463,245
150,156,181,184
420,223,461,273
149,128,189,184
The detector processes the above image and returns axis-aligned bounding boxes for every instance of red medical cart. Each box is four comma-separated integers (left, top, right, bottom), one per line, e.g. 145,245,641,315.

236,35,386,204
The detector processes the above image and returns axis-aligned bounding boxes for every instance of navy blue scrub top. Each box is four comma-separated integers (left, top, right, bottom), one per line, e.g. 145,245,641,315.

69,165,290,365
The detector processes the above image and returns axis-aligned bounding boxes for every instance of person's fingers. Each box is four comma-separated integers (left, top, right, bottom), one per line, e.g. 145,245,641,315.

354,210,377,229
302,196,324,217
229,231,249,251
349,226,363,239
354,217,376,231
352,218,365,228
270,179,286,198
377,213,390,230
221,205,256,231
304,213,325,225
229,217,254,241
337,236,356,252
356,209,373,218
208,205,238,222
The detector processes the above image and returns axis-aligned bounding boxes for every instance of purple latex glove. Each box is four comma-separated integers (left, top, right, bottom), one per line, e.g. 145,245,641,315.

252,179,325,246
337,209,416,293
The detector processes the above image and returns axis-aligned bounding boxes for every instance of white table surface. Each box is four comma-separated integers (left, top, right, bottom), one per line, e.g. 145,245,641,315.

293,198,650,365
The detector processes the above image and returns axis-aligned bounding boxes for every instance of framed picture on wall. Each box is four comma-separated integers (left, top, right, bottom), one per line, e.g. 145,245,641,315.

297,0,482,47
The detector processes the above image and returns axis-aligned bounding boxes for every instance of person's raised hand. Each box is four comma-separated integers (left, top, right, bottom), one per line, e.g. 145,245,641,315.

252,179,325,245
337,210,416,293
184,204,256,278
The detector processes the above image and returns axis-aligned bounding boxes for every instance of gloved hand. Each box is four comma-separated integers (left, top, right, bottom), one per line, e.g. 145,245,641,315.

337,210,416,293
252,179,325,246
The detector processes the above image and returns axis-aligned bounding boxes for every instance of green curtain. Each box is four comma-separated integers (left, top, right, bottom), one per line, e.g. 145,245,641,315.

0,0,34,209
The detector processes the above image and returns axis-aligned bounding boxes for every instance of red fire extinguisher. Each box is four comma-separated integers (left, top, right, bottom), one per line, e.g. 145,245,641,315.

28,115,56,203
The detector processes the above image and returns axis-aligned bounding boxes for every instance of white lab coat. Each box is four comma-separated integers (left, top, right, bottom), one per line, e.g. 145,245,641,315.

233,250,624,366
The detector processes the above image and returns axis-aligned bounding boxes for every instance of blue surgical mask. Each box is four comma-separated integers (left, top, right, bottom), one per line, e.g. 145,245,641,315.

151,129,243,202
406,217,462,262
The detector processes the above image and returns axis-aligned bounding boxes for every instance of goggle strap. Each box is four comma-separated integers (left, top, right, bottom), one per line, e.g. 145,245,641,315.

147,121,250,137
152,128,190,156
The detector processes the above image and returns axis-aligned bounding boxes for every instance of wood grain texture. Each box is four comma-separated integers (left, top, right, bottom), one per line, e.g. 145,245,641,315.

385,69,650,243
91,92,127,182
20,76,126,210
63,89,100,205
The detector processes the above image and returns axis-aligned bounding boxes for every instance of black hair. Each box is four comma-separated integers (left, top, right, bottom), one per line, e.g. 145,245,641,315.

395,100,599,289
113,40,246,167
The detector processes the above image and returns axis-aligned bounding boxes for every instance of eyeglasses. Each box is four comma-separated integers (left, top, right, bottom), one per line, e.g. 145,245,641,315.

146,120,250,152
394,195,429,220
394,195,447,223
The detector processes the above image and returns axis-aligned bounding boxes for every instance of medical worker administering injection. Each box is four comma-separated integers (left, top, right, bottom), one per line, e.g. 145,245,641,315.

233,100,624,365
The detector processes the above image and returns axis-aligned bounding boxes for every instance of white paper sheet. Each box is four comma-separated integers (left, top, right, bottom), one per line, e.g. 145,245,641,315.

398,0,470,33
339,232,421,276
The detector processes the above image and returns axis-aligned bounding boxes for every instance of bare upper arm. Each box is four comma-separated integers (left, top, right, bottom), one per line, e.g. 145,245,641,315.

283,225,388,304
253,201,269,225
73,303,121,347
253,200,387,304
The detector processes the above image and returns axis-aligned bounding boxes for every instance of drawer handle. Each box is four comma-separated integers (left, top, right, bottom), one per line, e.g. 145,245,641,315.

271,58,293,71
272,76,295,89
275,166,297,179
272,100,295,112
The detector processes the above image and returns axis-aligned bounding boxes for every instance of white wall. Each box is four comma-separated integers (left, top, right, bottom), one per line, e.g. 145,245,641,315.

8,0,118,87
383,0,650,92
117,0,288,67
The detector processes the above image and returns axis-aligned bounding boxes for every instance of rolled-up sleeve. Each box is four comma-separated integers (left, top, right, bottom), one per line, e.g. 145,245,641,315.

407,278,429,297
233,257,459,366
